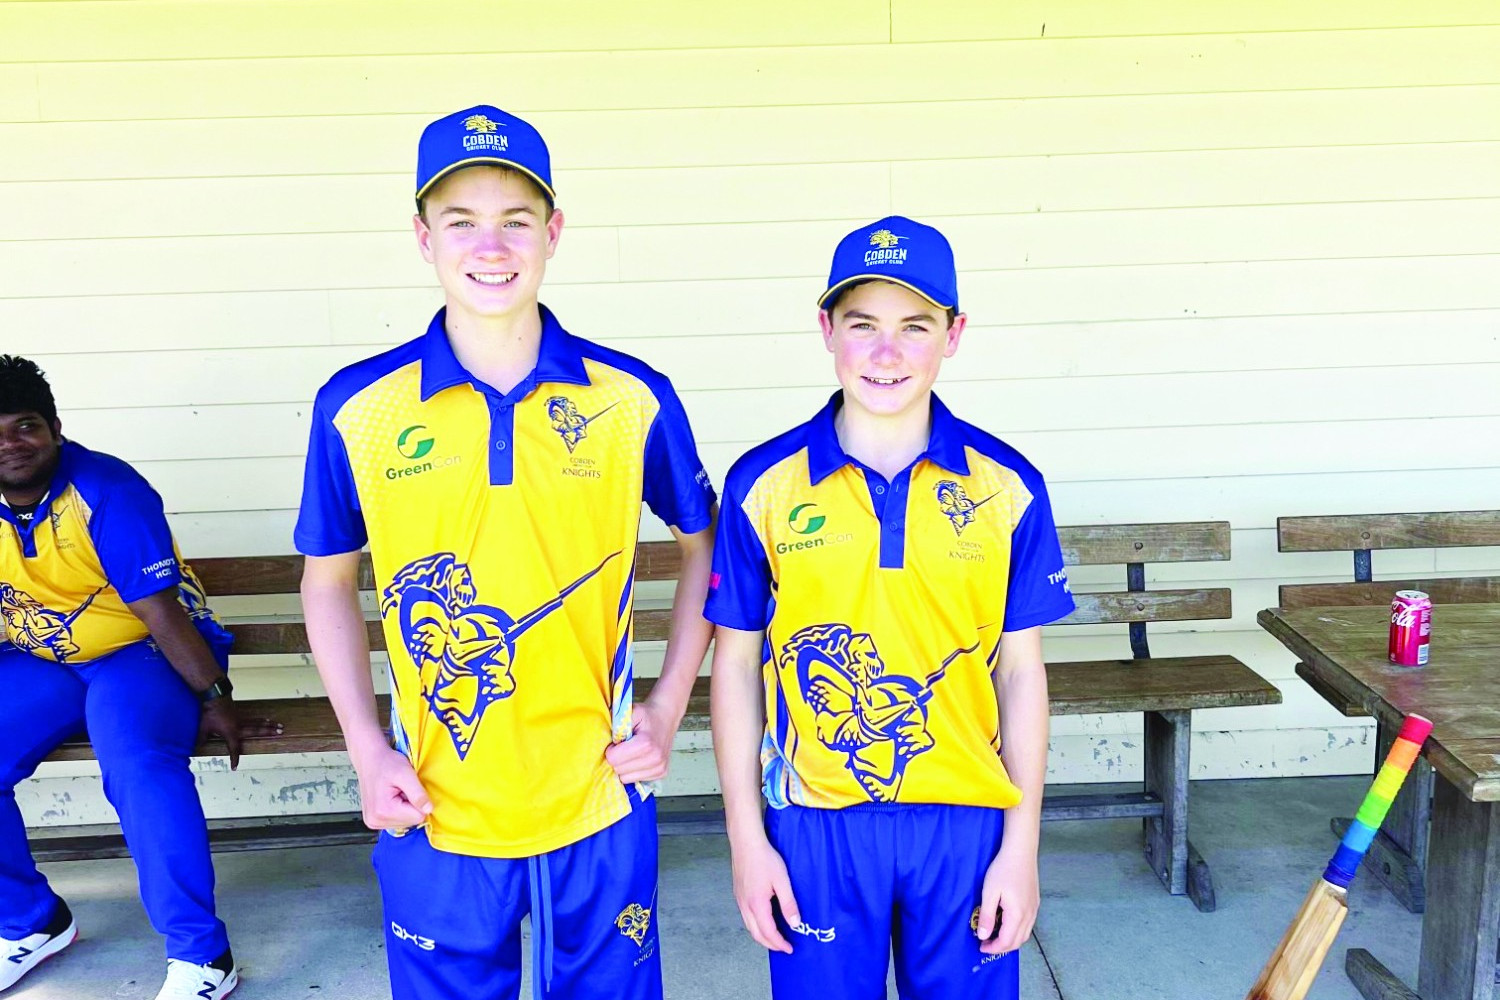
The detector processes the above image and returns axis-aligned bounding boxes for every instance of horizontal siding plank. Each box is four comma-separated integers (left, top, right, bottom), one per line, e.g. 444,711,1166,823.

0,162,893,240
122,416,1500,515
7,86,1500,181
0,229,619,298
890,2,1500,42
1050,469,1500,536
0,65,36,121
0,0,888,63
26,29,1500,122
10,201,1498,299
619,200,1500,282
893,142,1500,218
48,361,1500,452
12,280,1500,363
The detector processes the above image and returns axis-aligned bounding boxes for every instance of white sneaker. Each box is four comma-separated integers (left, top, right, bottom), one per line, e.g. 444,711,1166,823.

0,911,78,991
154,954,239,1000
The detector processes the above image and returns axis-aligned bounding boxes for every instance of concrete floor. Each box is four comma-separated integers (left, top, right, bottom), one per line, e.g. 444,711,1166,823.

9,775,1426,999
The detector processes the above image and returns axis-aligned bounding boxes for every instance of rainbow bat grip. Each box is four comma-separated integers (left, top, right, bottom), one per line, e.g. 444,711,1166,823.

1323,714,1433,888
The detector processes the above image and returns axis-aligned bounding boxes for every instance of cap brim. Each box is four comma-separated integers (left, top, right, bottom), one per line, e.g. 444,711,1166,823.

415,157,556,203
817,274,953,311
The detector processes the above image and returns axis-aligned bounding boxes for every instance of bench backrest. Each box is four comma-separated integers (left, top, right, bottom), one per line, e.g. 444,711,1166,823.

1276,510,1500,608
192,520,1232,661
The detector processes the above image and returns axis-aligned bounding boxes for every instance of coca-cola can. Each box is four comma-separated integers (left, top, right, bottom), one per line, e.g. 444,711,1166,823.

1389,590,1432,667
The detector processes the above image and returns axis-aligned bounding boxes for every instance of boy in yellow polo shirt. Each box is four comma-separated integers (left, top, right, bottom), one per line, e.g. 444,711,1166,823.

707,218,1075,999
296,106,716,1000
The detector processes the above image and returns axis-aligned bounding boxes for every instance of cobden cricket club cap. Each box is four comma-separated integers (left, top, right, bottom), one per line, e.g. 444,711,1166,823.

415,104,555,205
818,215,959,312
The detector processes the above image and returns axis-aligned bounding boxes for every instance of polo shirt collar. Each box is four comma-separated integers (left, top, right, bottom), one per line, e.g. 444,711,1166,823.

806,391,971,486
419,304,591,401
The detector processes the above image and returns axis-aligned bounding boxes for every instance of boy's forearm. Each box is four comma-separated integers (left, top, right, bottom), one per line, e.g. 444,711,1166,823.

300,563,387,762
710,628,770,847
995,631,1050,853
647,524,716,723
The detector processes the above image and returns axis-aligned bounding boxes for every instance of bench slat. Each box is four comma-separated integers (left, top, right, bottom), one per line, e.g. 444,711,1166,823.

1277,511,1500,552
1048,655,1281,715
1279,577,1500,609
1062,588,1231,625
43,656,1278,764
1057,521,1229,566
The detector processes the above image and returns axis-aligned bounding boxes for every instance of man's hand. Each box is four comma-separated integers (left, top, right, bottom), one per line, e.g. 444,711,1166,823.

975,840,1040,956
605,696,682,784
353,744,433,832
198,696,248,770
731,834,800,954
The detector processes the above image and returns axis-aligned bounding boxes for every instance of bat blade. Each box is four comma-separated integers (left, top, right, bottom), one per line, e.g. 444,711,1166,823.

1246,880,1349,1000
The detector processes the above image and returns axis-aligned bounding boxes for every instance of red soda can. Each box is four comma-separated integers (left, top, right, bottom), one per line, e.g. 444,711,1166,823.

1388,590,1432,667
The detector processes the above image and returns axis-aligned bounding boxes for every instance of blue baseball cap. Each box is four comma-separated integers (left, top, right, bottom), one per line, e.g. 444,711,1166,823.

818,216,959,312
415,105,555,205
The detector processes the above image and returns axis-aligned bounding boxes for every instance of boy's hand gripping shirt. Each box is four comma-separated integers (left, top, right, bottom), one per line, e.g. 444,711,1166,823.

295,307,715,857
705,394,1074,810
0,441,231,665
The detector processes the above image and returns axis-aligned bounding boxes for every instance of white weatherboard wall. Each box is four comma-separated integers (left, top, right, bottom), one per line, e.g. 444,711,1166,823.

3,1,1498,825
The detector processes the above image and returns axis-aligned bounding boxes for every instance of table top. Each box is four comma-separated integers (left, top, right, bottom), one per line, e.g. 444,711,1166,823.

1258,603,1500,802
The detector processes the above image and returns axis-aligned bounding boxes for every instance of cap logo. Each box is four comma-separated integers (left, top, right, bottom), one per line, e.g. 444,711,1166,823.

865,228,908,267
462,114,509,154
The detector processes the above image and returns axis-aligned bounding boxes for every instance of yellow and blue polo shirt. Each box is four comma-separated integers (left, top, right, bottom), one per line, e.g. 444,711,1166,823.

294,305,716,858
704,394,1074,812
0,441,231,666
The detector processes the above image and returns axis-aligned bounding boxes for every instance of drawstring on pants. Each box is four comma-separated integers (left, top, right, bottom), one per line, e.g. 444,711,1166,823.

526,854,555,999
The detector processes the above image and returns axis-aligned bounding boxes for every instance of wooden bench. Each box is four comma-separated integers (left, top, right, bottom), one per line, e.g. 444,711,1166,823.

1276,509,1500,914
1044,520,1279,912
37,522,1279,914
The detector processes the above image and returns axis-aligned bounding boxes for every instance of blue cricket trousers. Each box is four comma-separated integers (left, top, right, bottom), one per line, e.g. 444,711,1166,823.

0,639,229,962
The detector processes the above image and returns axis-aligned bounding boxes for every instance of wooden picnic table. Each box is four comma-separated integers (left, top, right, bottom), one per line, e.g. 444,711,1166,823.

1259,604,1500,1000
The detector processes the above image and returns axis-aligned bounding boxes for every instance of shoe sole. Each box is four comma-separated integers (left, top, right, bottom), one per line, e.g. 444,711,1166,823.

0,923,78,991
215,968,240,1000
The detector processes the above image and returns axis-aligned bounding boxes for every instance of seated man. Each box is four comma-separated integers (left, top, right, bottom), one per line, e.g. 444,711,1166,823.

0,355,259,1000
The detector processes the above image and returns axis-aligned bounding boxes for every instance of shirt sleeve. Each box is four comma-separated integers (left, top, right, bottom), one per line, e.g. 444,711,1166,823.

1002,476,1076,632
641,381,717,534
85,472,183,603
703,487,773,632
292,396,368,556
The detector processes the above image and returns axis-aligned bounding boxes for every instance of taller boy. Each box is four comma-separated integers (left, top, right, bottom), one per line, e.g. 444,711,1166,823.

707,218,1075,999
296,106,717,1000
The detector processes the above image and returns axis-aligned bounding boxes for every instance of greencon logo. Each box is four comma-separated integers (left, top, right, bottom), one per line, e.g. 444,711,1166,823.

396,425,434,461
788,503,826,535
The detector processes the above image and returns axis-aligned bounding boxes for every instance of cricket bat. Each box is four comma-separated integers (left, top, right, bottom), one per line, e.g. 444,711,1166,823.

1246,713,1433,1000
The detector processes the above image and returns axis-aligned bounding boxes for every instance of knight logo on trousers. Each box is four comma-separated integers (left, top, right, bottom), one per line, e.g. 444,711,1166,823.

865,228,908,266
615,901,653,946
462,113,509,153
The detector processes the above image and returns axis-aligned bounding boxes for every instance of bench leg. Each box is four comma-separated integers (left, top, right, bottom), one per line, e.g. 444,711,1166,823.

1142,709,1216,911
1332,717,1433,915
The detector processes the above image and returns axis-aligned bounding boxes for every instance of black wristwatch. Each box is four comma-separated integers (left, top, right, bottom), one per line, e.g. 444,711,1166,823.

199,675,234,704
